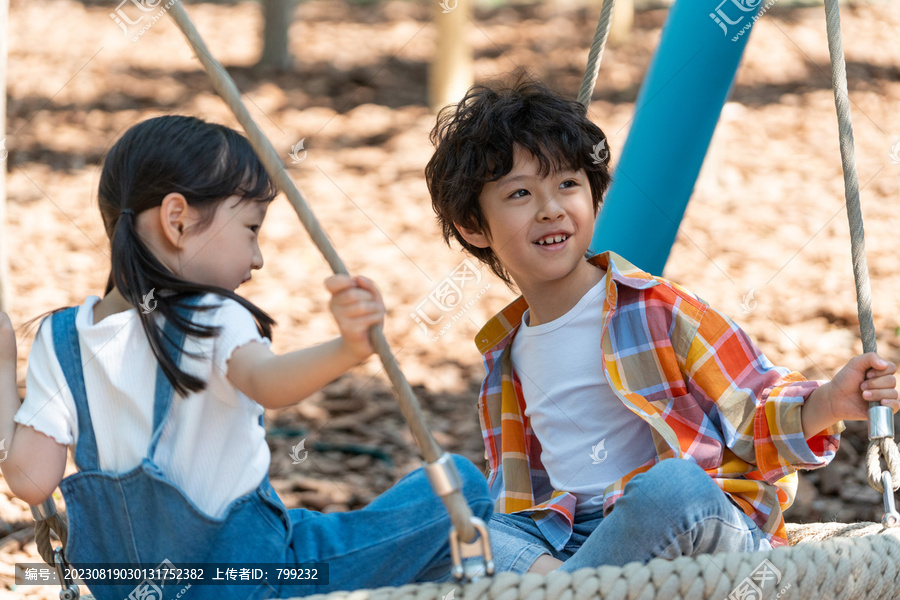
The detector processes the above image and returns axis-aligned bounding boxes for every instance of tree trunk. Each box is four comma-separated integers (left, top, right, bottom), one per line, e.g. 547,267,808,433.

0,0,9,312
429,0,473,114
257,0,294,72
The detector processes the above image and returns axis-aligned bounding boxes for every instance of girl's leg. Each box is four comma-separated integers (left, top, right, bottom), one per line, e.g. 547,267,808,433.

559,458,771,572
279,454,492,597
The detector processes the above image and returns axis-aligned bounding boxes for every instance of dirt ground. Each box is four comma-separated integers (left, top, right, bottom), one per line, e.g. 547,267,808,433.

1,0,899,597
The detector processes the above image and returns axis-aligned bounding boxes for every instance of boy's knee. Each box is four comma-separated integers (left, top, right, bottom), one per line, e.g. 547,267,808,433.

628,459,716,506
647,457,706,479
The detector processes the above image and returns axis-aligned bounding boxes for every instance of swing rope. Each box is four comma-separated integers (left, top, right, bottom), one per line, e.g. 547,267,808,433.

162,1,480,545
577,0,616,109
822,0,900,498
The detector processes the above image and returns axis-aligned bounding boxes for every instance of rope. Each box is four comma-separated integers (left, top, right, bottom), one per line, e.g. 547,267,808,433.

577,0,616,109
34,512,68,567
822,0,900,493
295,526,900,600
165,3,476,543
867,438,900,492
823,0,876,357
787,521,884,543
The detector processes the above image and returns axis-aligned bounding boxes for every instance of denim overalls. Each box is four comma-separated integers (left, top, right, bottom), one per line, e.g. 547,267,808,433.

51,304,492,599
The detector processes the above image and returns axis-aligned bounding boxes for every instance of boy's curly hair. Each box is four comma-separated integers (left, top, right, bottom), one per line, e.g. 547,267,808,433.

425,77,612,286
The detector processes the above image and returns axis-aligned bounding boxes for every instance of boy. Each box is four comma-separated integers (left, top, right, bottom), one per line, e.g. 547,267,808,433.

425,79,898,574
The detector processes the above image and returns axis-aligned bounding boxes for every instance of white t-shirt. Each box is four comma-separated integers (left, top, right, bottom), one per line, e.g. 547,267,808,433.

14,294,272,518
511,276,657,513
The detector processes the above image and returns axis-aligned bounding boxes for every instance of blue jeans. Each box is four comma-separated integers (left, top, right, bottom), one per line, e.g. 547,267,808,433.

283,455,494,594
490,459,772,573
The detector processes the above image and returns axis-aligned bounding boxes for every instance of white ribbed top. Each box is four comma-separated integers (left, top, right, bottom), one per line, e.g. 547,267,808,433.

512,276,656,513
15,294,271,518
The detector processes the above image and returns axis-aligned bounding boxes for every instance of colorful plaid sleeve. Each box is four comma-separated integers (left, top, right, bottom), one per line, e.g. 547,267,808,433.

681,304,842,483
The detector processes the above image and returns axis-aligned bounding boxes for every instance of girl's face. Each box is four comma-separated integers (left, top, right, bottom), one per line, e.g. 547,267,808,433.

176,196,269,291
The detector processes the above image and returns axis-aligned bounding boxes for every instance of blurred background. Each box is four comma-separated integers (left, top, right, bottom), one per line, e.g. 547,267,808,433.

1,0,899,596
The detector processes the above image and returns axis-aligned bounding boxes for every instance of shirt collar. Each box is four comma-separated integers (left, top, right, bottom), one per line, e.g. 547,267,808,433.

474,251,660,355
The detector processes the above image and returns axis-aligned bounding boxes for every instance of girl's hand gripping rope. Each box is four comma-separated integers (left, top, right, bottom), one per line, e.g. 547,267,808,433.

325,275,386,363
227,275,385,410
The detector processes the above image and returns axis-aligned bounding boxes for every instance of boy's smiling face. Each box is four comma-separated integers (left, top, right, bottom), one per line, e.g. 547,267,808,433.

456,145,599,295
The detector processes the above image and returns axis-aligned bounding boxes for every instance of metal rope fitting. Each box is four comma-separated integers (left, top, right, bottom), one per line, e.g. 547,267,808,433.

450,516,494,583
424,453,462,497
868,405,894,440
881,471,900,529
53,547,80,600
31,497,58,521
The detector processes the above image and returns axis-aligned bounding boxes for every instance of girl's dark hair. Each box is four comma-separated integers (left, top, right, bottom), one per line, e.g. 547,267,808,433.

99,115,278,396
425,77,613,286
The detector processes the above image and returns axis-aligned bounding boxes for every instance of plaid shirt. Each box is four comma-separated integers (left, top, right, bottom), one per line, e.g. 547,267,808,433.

474,251,843,550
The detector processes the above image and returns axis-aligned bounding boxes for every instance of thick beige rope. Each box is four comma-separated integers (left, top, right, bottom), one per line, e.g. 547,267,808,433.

67,523,900,600
787,520,885,543
867,438,900,493
294,527,900,600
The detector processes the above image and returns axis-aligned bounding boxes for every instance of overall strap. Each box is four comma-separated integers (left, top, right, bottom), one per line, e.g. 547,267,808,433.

51,307,100,471
146,297,198,458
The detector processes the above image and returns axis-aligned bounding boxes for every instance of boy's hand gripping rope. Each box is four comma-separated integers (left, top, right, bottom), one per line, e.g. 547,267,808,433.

822,0,900,526
164,2,490,579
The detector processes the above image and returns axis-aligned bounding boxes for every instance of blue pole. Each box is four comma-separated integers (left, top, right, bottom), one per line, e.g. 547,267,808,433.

589,0,765,275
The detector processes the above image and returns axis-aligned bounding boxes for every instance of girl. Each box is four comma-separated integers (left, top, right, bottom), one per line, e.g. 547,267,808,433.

0,115,491,599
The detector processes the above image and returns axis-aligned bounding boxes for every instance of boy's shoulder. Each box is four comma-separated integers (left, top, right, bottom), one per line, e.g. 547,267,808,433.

475,252,709,354
592,251,708,314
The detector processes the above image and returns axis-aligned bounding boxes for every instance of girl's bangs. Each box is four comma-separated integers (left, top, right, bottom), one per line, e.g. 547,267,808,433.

219,130,279,203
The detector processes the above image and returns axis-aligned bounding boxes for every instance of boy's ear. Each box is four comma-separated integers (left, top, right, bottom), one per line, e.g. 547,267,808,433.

158,193,191,248
454,222,491,249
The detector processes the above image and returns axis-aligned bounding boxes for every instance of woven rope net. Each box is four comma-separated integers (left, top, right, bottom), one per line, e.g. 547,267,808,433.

290,525,900,600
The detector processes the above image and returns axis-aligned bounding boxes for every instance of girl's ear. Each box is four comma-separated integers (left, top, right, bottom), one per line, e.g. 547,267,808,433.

158,193,190,248
454,222,491,249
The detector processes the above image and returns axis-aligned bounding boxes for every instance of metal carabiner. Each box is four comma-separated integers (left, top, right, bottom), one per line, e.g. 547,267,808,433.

881,471,900,529
449,516,494,583
52,547,80,600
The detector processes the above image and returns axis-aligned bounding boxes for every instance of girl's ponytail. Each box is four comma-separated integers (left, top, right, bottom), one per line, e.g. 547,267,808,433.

108,207,206,394
97,116,276,397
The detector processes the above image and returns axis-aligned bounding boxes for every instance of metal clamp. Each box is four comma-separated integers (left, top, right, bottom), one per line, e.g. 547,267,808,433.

31,497,58,521
881,471,900,528
450,516,494,583
53,547,80,600
868,405,894,440
424,453,462,497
